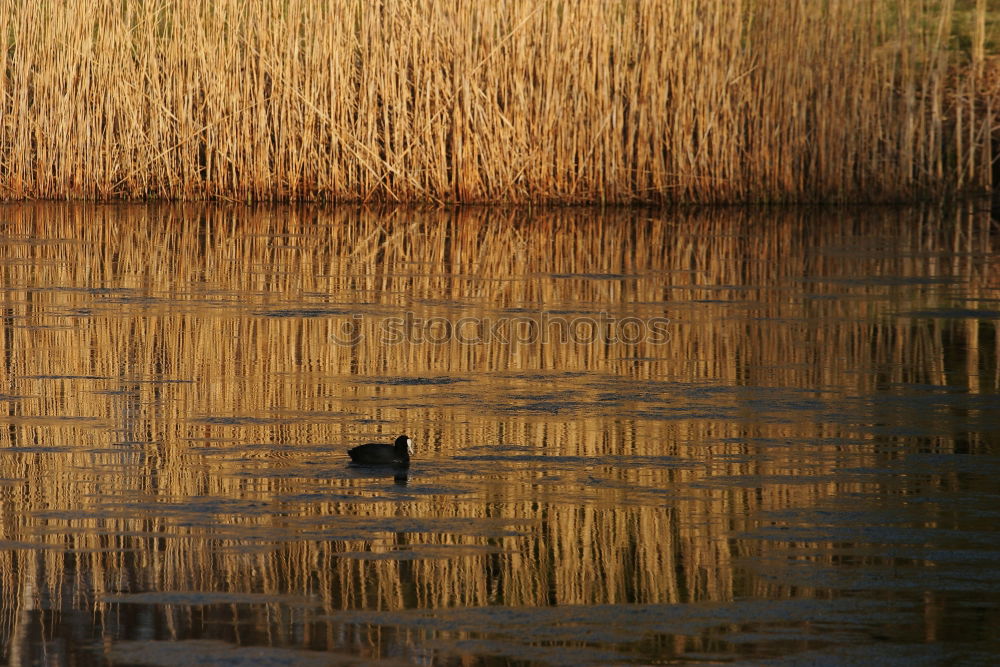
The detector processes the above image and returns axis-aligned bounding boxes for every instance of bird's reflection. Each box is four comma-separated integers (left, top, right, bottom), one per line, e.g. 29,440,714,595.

345,463,410,486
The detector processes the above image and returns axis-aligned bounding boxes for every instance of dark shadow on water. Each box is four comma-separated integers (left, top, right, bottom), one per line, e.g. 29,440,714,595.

345,462,411,487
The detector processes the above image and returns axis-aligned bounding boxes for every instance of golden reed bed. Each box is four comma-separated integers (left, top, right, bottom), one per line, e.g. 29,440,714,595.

0,0,995,204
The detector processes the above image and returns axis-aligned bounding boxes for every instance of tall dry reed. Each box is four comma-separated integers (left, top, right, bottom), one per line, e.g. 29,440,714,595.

0,0,994,203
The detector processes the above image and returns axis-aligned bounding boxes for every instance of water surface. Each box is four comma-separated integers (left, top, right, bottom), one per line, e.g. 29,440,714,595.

0,203,998,665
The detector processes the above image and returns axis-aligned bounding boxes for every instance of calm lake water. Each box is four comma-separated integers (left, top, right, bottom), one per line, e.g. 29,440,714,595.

0,203,998,665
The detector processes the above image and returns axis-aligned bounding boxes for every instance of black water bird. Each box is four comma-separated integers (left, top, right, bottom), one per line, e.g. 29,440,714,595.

348,434,413,465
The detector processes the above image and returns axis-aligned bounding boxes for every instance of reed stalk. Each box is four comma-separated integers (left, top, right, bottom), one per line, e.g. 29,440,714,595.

0,0,994,203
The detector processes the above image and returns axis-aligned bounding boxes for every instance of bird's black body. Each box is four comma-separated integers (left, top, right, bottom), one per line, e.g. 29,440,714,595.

348,434,413,465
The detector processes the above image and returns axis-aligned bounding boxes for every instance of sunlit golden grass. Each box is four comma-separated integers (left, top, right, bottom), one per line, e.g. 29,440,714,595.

0,0,995,203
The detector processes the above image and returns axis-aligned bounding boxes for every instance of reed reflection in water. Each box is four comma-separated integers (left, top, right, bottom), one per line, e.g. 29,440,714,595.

0,203,998,665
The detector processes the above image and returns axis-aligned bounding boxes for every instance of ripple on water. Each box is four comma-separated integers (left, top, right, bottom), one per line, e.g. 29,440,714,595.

107,640,408,667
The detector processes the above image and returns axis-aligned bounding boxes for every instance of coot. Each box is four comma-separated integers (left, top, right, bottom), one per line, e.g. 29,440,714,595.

348,434,413,465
